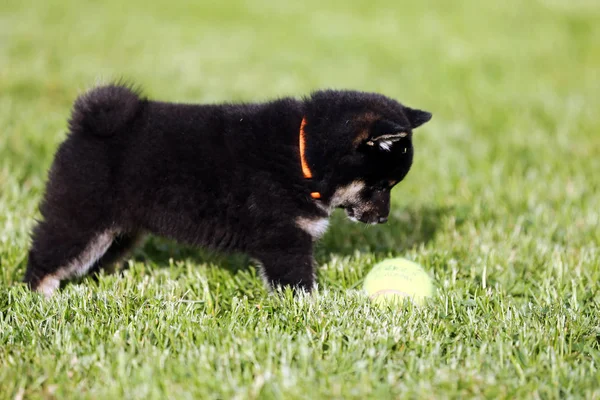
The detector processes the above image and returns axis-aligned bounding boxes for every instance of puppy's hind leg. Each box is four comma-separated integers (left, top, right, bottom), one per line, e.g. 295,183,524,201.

24,221,116,297
88,232,144,277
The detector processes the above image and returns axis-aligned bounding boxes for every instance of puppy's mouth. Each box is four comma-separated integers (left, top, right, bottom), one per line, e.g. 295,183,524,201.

345,207,358,221
344,207,388,225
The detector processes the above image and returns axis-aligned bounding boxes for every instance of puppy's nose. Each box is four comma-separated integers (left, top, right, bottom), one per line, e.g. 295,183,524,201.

378,216,388,224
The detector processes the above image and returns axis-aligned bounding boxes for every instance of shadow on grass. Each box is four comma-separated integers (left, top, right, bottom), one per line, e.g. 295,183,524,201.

315,205,459,261
53,203,462,295
123,204,461,276
132,238,252,274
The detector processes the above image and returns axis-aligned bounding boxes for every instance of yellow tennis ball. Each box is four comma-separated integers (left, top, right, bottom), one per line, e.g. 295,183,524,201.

363,258,434,306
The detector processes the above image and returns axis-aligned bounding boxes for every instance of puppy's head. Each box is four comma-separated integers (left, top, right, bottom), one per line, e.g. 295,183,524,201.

303,90,432,224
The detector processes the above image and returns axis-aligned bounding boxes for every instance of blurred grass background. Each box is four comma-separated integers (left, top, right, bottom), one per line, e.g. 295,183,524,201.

1,0,599,398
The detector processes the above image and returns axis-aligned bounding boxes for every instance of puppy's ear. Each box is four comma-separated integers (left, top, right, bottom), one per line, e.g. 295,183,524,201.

405,107,432,129
361,119,409,152
363,132,409,151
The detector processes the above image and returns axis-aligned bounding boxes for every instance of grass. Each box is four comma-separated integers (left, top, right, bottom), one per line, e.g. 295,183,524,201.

1,0,600,398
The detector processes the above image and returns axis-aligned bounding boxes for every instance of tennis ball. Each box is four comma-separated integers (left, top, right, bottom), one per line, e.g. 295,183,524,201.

363,258,434,306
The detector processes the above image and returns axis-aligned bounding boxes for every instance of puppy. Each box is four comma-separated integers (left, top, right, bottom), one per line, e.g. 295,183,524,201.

24,84,432,297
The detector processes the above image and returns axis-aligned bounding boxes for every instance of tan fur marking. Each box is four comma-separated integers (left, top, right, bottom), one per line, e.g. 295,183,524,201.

35,231,115,297
352,112,380,146
330,180,365,209
296,217,329,239
37,276,61,298
353,128,371,147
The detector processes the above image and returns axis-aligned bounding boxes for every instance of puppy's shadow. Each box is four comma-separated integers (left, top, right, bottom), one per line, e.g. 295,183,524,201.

133,238,251,274
315,205,461,261
127,204,461,277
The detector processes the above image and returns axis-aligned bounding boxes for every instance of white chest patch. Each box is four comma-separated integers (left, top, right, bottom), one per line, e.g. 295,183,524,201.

296,217,330,239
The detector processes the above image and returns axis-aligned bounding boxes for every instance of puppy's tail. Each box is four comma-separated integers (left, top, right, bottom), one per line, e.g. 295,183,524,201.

68,83,143,137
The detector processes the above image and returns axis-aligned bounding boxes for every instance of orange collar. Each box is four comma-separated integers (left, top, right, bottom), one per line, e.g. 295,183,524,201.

299,117,321,199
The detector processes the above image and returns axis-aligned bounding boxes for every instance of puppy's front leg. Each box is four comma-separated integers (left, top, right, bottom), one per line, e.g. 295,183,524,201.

253,234,316,293
257,252,316,293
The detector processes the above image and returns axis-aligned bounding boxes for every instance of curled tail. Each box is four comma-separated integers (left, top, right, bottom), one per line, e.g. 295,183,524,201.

69,83,143,137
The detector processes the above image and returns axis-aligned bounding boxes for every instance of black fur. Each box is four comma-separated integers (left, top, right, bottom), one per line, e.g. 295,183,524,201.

24,83,432,295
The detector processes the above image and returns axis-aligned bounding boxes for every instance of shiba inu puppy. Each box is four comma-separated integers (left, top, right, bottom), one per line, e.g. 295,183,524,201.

24,83,432,296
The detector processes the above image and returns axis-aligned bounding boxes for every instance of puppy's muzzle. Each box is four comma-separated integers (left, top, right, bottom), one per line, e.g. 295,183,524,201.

346,208,389,224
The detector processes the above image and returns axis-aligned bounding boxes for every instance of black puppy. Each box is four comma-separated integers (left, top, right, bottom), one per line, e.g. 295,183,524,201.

24,84,432,297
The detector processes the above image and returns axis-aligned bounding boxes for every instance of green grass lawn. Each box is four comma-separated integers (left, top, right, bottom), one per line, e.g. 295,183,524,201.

1,0,600,398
